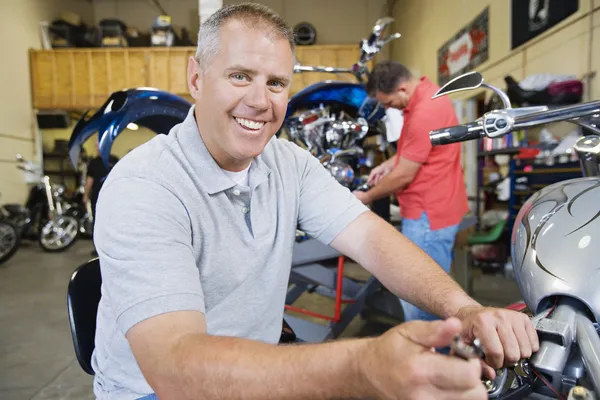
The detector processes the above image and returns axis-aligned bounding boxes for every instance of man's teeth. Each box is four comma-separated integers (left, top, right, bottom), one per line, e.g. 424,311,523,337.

235,117,265,130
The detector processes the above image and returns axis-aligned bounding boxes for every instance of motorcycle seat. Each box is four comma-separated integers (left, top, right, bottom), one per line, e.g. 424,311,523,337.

2,204,27,214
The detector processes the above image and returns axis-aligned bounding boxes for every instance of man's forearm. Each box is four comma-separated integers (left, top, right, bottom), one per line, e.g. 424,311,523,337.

351,214,481,319
84,178,93,200
365,170,411,203
153,333,373,400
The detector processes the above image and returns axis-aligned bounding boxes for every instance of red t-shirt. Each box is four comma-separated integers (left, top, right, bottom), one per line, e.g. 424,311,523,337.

394,77,468,230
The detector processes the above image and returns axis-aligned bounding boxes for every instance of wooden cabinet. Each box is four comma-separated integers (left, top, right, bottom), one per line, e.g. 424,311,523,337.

29,45,365,111
30,47,195,110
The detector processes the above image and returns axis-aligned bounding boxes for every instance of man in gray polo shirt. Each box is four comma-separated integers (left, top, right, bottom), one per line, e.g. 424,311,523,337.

92,3,539,400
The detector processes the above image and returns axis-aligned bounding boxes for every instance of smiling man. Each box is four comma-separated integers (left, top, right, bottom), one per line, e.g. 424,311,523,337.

92,3,537,400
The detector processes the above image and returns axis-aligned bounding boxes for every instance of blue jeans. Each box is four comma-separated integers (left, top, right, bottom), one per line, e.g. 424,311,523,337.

137,395,158,400
400,212,459,322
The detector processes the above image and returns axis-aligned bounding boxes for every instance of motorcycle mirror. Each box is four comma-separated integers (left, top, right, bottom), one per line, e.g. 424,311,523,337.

432,72,484,99
372,17,395,38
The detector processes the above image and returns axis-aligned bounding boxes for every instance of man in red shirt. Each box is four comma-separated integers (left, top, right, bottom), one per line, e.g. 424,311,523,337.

354,61,469,322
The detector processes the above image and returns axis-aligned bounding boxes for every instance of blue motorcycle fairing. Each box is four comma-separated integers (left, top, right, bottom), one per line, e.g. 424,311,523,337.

68,88,191,168
285,81,386,123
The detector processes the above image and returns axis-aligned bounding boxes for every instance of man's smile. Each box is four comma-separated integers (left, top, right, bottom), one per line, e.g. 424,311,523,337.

234,116,266,131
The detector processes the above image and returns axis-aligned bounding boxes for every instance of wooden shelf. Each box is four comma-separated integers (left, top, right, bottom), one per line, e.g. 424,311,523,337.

45,170,78,176
29,45,367,110
513,190,535,195
514,168,581,175
478,148,521,157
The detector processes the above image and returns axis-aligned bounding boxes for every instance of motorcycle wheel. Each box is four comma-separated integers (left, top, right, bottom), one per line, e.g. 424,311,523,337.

39,215,79,252
0,220,20,264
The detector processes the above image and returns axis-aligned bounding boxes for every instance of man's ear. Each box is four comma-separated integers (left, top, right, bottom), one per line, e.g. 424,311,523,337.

187,56,202,101
395,82,408,95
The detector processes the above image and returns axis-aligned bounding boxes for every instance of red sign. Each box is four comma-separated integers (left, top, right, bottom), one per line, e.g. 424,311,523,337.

438,7,489,86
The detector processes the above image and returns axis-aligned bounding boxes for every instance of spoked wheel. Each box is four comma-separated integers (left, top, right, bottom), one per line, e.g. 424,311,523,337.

39,215,79,252
0,220,20,264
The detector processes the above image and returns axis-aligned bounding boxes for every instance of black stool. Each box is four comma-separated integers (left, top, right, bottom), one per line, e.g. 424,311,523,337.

67,258,101,375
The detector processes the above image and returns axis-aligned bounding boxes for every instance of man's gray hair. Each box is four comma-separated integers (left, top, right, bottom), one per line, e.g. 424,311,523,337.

195,2,296,70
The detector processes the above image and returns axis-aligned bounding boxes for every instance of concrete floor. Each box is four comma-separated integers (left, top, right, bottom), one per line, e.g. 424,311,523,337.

0,239,522,400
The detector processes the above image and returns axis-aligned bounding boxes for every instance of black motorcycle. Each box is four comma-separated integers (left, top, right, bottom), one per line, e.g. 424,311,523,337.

0,194,20,265
2,155,80,252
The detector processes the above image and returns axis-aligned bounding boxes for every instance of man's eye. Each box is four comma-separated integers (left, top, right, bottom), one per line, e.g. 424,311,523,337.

231,73,247,81
269,80,284,88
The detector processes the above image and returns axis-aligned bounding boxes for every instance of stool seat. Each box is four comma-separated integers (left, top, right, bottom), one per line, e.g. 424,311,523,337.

67,258,101,375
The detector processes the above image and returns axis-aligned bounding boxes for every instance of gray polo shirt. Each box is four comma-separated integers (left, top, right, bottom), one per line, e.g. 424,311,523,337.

91,107,369,399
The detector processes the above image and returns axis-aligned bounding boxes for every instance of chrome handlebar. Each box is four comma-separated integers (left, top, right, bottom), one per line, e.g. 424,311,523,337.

512,101,600,130
293,65,354,74
430,101,600,147
293,17,401,82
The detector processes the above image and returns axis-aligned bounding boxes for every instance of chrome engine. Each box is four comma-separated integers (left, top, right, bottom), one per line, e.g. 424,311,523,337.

285,106,370,188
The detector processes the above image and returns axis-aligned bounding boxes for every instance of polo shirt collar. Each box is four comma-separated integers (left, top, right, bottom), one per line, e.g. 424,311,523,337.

404,76,430,114
177,106,271,195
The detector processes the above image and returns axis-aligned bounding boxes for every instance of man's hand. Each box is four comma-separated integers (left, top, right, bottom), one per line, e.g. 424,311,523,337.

359,317,487,400
353,190,371,204
456,306,540,379
367,157,395,186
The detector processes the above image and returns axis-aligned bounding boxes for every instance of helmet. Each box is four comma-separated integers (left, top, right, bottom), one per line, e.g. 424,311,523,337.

511,177,600,322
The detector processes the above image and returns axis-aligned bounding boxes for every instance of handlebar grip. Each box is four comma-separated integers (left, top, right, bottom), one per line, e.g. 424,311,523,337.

430,122,483,146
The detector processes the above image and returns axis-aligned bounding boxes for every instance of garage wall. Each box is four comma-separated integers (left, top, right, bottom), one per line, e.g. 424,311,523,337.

0,0,94,204
92,0,390,45
391,0,599,100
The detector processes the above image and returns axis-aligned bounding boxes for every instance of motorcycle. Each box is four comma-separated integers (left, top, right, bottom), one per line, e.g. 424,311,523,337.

0,194,20,264
67,88,192,169
280,17,401,190
1,154,80,252
429,71,600,399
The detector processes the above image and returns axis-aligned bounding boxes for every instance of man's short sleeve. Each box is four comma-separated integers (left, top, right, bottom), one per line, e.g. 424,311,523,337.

94,176,204,335
398,109,435,164
296,150,369,244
